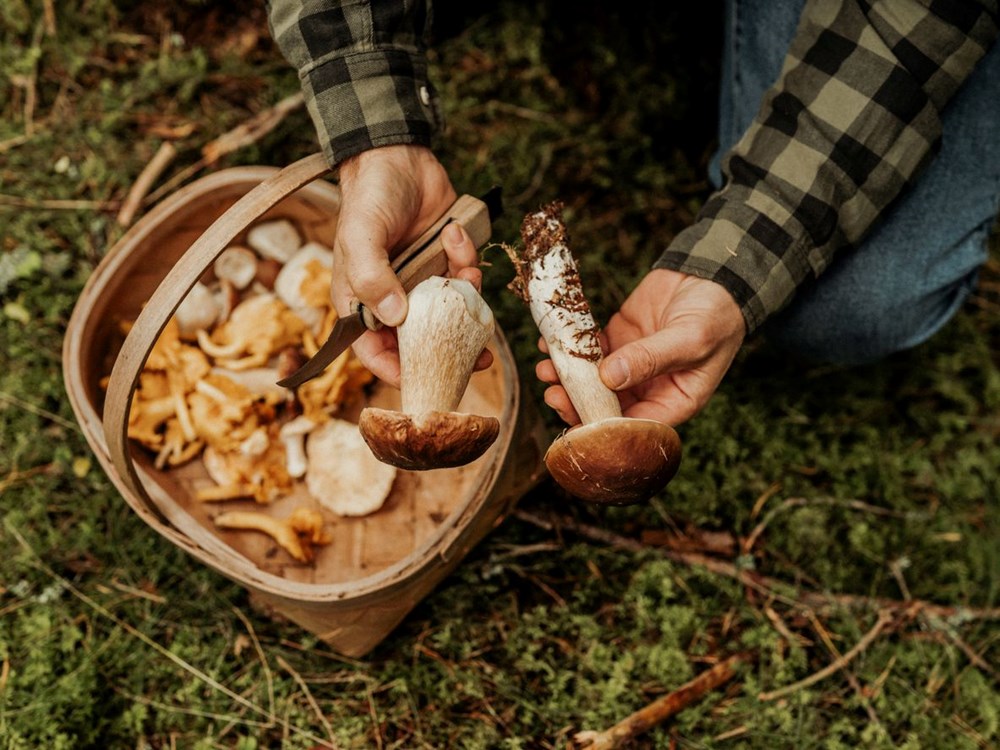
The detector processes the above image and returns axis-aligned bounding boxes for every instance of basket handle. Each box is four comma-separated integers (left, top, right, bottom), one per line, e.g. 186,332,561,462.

102,153,330,525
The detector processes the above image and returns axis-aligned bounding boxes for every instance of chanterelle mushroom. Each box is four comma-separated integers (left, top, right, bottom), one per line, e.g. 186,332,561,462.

508,202,681,505
213,507,330,563
358,276,500,470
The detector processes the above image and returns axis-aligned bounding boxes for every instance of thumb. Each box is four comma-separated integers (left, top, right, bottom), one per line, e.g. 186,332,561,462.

599,324,708,391
336,213,408,327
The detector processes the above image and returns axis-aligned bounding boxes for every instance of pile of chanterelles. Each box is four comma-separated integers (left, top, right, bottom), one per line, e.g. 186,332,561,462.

119,219,395,562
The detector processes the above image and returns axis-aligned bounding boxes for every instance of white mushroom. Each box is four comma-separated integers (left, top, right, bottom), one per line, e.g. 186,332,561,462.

246,219,301,263
508,202,681,505
213,246,258,290
280,415,316,479
306,418,396,516
174,281,221,339
273,242,334,332
358,276,499,470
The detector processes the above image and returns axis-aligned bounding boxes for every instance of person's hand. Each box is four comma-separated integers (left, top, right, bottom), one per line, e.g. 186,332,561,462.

332,144,488,385
537,268,745,426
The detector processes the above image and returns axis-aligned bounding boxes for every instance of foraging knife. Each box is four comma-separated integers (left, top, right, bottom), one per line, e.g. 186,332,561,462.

276,186,503,389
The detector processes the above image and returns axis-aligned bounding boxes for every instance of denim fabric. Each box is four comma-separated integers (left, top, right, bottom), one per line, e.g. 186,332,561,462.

711,0,1000,364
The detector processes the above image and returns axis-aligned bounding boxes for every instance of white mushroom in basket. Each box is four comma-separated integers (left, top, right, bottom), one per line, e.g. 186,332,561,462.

213,246,258,290
507,202,681,505
274,242,334,332
213,507,330,563
306,418,396,516
246,218,301,264
358,276,499,471
173,281,220,340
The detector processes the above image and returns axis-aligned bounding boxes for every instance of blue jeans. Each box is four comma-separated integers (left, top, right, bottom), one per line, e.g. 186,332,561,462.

712,0,1000,364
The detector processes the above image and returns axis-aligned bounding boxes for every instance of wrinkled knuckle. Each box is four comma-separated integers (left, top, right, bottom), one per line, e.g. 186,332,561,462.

629,343,660,382
348,263,392,298
687,325,716,359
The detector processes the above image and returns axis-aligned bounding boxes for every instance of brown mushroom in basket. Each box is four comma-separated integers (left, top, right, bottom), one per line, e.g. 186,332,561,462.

358,276,500,471
508,203,681,505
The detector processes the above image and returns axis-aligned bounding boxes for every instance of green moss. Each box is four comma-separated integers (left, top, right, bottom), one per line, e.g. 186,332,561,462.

2,0,999,746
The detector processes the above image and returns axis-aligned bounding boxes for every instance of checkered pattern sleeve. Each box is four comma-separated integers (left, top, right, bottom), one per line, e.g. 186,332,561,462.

266,0,441,167
655,0,999,333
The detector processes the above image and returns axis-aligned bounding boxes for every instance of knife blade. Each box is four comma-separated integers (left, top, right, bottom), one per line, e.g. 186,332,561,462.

276,187,503,389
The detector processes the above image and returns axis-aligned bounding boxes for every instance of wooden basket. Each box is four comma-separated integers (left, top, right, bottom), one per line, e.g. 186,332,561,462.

63,154,547,657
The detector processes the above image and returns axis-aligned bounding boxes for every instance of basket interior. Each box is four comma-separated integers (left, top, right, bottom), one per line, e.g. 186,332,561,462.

74,174,513,587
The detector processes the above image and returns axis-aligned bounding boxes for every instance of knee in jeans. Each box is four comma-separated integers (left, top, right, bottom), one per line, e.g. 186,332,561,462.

762,276,977,366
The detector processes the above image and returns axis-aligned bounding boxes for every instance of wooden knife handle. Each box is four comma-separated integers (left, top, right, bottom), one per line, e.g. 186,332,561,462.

392,193,493,292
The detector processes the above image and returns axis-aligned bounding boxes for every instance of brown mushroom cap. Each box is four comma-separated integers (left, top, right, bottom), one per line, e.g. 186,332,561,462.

544,417,682,505
358,407,500,471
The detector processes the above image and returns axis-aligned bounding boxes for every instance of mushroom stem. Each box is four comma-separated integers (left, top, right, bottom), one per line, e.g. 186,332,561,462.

512,213,622,425
398,276,494,414
508,202,682,505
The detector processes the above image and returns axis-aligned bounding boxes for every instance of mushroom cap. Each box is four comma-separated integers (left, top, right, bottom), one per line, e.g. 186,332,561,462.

305,418,397,516
358,407,500,471
544,417,682,505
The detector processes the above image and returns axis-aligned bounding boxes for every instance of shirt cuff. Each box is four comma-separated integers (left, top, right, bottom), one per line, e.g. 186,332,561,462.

299,48,441,167
653,194,817,333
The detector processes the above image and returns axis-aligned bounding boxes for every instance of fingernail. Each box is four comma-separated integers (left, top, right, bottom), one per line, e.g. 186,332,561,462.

375,292,407,326
602,357,630,389
443,222,465,245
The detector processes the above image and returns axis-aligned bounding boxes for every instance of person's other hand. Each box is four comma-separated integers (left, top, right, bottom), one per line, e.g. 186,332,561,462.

537,268,745,426
332,145,487,385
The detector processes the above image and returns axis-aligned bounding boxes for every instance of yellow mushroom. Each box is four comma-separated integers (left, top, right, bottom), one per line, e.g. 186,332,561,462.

212,507,330,563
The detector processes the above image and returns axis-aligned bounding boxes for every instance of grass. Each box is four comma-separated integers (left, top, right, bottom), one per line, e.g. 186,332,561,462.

2,1,999,747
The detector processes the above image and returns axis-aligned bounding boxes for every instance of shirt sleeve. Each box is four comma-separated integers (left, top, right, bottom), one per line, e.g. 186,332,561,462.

266,0,441,167
654,0,999,333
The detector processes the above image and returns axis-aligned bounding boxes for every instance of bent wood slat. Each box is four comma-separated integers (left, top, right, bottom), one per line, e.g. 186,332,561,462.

65,154,548,655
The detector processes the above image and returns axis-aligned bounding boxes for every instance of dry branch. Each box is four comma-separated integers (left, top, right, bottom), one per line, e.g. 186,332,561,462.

116,141,178,227
201,91,305,164
574,653,749,749
758,610,894,702
144,92,306,206
513,507,1000,622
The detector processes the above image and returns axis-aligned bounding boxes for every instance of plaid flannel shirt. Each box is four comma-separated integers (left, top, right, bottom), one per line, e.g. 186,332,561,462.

656,0,999,332
268,0,999,333
266,0,440,166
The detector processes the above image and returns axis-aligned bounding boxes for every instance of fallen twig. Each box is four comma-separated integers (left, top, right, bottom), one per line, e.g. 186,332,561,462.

201,91,305,164
758,610,894,702
144,91,306,206
4,520,336,749
744,496,925,554
806,610,882,728
0,391,81,431
574,653,749,749
116,141,178,227
513,508,1000,622
0,195,120,212
276,654,338,748
0,463,58,494
921,614,999,682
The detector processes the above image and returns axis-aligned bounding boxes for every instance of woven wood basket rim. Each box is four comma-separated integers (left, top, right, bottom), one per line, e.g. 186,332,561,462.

63,160,525,605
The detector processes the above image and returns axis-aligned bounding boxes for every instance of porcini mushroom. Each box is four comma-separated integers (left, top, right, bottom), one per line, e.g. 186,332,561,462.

358,276,500,470
508,202,681,505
